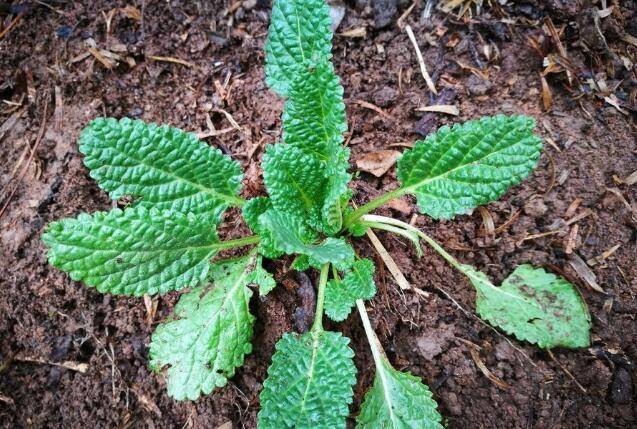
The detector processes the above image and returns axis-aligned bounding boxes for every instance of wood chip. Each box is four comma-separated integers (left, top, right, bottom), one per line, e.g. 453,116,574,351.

120,5,142,20
567,253,604,293
15,356,89,373
416,104,459,115
387,198,412,215
404,25,437,95
540,74,552,111
340,27,366,38
467,344,510,390
587,244,621,267
353,100,394,120
148,55,195,68
88,47,119,69
564,224,578,254
621,170,637,185
366,229,413,292
0,392,14,406
564,198,582,218
356,150,401,177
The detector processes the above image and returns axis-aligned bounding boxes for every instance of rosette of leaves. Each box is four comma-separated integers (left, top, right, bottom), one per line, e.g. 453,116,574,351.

42,0,591,426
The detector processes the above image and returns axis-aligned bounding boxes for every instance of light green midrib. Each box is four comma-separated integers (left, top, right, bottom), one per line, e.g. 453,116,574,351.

87,143,244,206
177,260,253,391
401,139,536,196
295,330,321,426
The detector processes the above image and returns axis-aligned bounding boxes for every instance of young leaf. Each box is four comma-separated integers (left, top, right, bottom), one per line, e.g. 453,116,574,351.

247,255,277,295
397,115,542,219
262,144,325,226
80,118,243,218
42,207,221,296
464,264,591,349
356,357,443,429
243,197,283,258
265,0,333,96
258,330,356,429
259,209,355,270
149,256,257,400
325,259,376,322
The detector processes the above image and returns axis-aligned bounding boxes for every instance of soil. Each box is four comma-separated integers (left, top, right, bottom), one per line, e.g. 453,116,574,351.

1,1,636,428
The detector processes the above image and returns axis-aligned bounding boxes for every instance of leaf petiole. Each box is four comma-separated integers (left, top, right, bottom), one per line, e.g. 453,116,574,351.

311,263,331,332
214,235,261,251
342,188,406,229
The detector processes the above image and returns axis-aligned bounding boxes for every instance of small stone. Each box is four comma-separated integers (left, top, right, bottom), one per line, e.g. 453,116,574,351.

466,74,493,96
372,86,398,107
609,367,632,404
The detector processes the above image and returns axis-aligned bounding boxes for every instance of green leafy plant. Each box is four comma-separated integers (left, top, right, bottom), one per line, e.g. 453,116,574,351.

42,0,591,426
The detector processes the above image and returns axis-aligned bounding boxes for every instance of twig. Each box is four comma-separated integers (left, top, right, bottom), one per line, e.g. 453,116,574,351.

547,350,587,393
15,355,88,373
404,25,437,95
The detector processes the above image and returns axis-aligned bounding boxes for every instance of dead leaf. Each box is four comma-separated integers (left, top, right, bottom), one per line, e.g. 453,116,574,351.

356,150,401,177
387,198,412,215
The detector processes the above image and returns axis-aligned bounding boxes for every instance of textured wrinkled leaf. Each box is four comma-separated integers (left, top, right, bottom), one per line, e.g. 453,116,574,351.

42,207,221,296
356,357,443,429
258,330,356,429
465,264,591,349
242,197,283,258
259,209,355,270
262,144,325,226
325,259,376,322
265,0,333,96
247,255,277,295
149,256,257,400
282,61,351,233
397,115,542,219
80,118,243,218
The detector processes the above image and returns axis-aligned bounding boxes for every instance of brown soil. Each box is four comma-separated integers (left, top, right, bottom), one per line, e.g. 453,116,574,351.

1,1,636,428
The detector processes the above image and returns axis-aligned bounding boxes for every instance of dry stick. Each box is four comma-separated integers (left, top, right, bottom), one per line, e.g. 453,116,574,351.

15,356,88,373
547,350,587,394
0,98,49,220
366,229,413,292
404,25,437,95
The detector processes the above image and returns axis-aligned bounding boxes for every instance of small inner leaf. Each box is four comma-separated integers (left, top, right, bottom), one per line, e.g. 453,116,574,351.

325,259,376,322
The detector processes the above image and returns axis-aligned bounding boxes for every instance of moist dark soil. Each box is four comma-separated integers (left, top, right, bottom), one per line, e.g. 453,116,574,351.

1,1,636,428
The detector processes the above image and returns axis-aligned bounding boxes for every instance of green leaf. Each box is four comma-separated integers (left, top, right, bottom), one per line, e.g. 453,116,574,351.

247,255,277,295
265,0,333,96
397,115,542,219
325,259,376,322
80,118,243,218
291,254,311,271
149,256,257,400
243,197,283,258
282,61,351,234
259,209,355,270
356,357,443,429
258,330,356,429
42,207,221,296
262,144,325,226
465,264,591,349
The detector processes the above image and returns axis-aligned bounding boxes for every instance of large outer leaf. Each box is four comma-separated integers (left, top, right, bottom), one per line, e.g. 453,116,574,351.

325,259,376,322
42,207,220,296
356,357,442,429
149,256,257,400
466,264,591,349
259,209,355,270
265,0,333,96
80,118,243,218
258,330,356,429
397,115,542,219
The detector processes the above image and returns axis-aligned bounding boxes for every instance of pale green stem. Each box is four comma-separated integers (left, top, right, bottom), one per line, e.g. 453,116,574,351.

359,220,422,255
342,188,406,229
311,263,331,333
355,299,386,368
215,235,260,251
361,214,463,271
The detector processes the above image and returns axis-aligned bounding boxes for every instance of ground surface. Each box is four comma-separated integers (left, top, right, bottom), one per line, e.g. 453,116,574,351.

1,0,636,428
